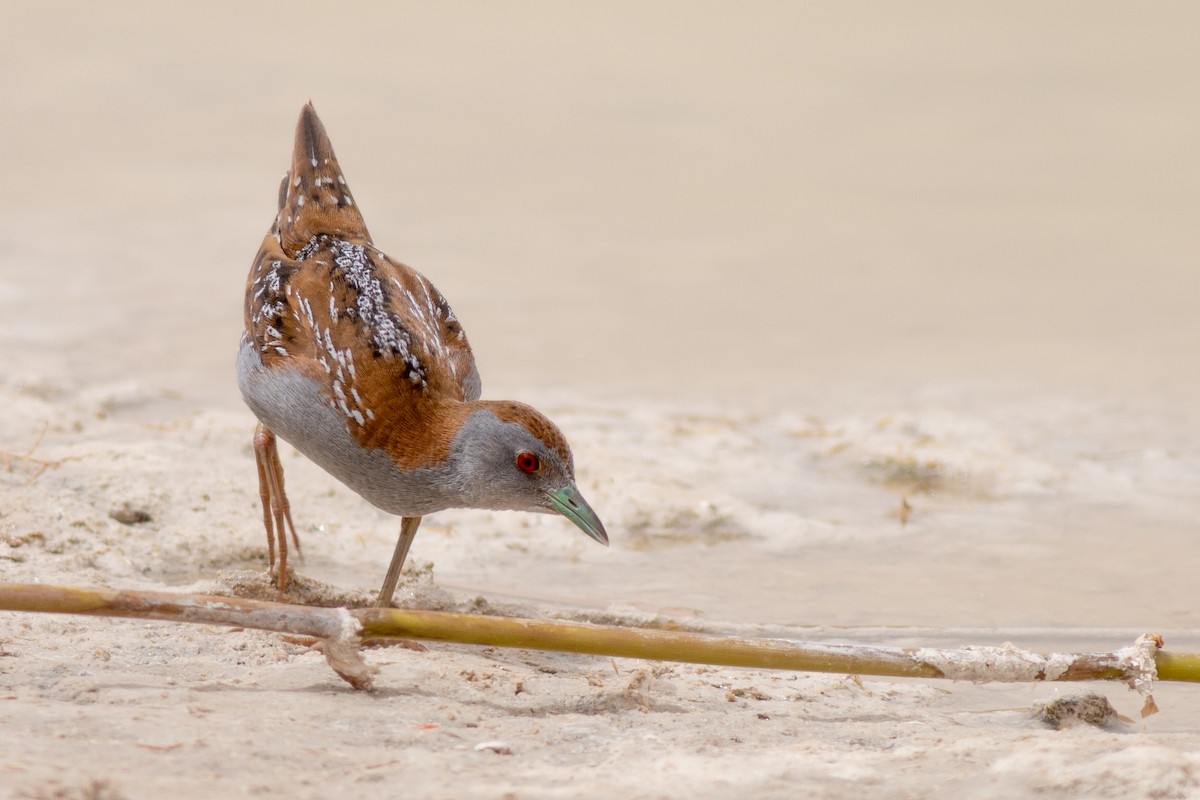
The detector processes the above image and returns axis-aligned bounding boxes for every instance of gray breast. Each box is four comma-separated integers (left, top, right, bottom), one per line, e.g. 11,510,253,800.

236,336,461,517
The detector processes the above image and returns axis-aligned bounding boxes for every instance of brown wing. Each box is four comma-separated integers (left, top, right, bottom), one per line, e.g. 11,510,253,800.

380,251,482,402
244,103,482,466
245,231,480,458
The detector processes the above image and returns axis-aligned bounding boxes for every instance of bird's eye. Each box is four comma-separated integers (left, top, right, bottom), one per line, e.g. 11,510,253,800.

515,452,541,473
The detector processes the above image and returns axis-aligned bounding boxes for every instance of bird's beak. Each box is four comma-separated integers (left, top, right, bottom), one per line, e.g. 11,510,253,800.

545,484,609,546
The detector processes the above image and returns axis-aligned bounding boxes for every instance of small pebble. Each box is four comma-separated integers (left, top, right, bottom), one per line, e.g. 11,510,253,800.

109,507,153,525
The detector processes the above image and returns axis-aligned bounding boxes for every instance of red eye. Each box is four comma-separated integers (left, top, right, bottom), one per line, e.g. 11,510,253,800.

515,452,541,473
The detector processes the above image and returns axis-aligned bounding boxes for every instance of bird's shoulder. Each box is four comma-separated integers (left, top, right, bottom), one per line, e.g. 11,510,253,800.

246,232,479,398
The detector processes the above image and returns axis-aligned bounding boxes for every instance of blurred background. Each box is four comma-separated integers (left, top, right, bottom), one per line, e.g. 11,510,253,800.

1,3,1198,656
2,2,1196,414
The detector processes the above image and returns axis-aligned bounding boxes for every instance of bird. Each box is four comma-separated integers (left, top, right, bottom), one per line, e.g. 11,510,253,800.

237,102,608,607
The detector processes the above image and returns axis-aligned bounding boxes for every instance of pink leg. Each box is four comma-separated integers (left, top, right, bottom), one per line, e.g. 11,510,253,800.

375,516,422,607
252,423,302,590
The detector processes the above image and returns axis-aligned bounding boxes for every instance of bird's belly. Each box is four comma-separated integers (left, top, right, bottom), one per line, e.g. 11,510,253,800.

236,338,455,517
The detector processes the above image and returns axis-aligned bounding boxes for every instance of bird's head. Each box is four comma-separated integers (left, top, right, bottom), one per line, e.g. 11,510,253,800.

451,401,608,546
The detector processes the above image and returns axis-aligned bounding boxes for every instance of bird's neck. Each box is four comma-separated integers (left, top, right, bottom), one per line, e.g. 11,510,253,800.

373,398,478,470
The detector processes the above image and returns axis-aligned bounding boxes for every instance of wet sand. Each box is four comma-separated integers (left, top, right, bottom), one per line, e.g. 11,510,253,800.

2,3,1199,798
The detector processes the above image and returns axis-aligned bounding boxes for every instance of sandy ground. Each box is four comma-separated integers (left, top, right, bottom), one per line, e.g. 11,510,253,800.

2,381,1200,800
3,3,1200,798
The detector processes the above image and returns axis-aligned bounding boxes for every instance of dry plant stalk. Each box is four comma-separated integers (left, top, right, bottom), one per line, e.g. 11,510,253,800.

2,582,1198,700
0,582,375,689
0,422,73,483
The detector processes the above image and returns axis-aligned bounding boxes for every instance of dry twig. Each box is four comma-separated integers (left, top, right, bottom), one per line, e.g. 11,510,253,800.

1,582,1196,704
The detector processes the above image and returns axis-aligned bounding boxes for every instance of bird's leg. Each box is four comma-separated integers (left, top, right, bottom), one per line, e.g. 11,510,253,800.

252,423,302,590
253,433,277,573
375,516,422,608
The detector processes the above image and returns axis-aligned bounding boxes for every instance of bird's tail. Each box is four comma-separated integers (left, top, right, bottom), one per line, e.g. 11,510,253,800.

272,102,372,255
